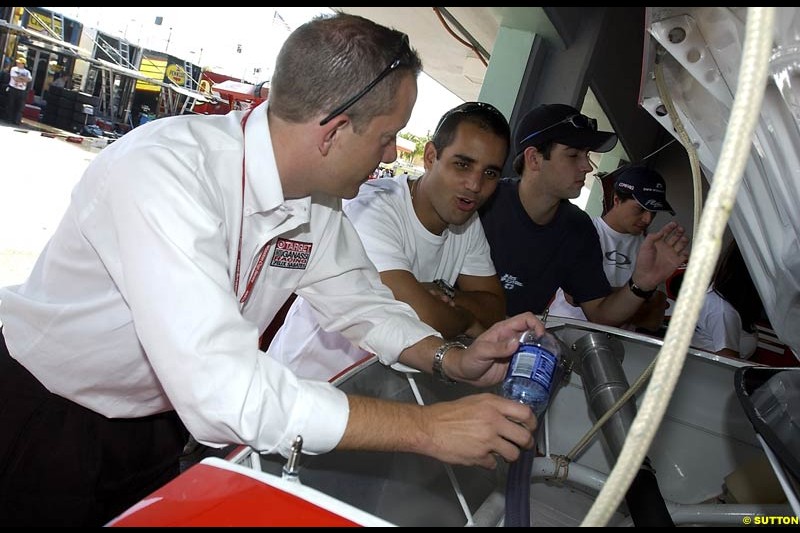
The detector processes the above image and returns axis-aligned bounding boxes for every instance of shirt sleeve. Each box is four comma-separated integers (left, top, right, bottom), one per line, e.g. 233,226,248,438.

459,218,496,277
562,215,612,304
295,199,439,364
100,145,351,458
344,187,413,273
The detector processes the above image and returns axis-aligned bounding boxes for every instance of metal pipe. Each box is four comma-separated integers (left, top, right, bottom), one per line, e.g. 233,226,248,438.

530,456,794,526
570,332,633,458
568,332,673,526
532,456,606,492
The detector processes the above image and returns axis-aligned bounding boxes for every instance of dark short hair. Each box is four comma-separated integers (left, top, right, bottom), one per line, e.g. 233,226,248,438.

431,101,510,155
603,189,639,216
613,165,674,215
511,140,554,175
713,240,763,332
613,189,634,203
270,12,422,132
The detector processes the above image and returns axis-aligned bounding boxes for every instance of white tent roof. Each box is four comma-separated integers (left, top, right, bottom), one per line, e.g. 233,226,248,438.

396,136,416,153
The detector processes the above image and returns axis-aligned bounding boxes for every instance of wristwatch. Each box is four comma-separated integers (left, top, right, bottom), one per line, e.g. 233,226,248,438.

627,276,656,301
433,278,456,300
432,341,466,384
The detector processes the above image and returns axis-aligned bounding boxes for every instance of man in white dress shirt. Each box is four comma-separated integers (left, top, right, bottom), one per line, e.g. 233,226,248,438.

0,14,543,526
271,101,509,380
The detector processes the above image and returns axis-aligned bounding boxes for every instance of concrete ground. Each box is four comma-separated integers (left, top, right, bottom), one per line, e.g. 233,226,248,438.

0,120,100,288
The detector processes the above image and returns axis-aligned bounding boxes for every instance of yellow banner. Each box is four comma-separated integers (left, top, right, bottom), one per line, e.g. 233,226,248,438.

25,11,64,37
136,57,167,92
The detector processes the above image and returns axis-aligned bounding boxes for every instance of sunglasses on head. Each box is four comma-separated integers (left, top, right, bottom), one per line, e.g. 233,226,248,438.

518,113,598,146
432,101,507,138
319,33,410,126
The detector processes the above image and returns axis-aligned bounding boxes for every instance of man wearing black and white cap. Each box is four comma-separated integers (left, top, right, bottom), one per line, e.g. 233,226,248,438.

613,165,675,215
481,103,689,327
549,165,677,330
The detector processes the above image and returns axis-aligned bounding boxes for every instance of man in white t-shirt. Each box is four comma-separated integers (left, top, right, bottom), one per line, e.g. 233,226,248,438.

549,165,675,331
7,57,32,125
270,101,511,380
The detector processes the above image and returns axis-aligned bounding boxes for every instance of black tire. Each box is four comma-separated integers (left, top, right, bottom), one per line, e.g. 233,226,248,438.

55,117,73,130
60,89,78,101
76,92,100,107
58,95,75,109
73,100,96,113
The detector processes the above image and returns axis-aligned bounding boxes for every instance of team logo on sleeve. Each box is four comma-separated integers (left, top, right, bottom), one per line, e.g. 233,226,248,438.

270,238,313,269
500,273,523,290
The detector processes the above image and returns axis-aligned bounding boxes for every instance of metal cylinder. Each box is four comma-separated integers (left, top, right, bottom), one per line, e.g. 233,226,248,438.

570,332,636,458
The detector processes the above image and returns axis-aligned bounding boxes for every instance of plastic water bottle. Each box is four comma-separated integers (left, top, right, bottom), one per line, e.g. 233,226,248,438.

501,329,564,416
502,330,565,527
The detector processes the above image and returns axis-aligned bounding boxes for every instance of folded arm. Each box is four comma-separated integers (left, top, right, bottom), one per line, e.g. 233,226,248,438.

452,273,506,334
381,269,478,339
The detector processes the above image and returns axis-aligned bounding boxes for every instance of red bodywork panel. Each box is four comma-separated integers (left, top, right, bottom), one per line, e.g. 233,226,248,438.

107,460,363,527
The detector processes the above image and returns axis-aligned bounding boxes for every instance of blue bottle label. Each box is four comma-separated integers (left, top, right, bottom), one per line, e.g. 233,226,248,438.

509,344,557,393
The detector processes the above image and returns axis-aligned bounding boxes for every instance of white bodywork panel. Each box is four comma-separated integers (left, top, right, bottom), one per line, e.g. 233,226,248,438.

640,7,800,359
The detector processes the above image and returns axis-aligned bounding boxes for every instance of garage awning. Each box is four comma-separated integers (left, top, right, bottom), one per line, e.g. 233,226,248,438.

396,136,415,154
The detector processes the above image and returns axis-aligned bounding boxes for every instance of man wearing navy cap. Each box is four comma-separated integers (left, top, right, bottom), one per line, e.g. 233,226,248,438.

549,165,676,330
480,103,689,326
613,165,675,215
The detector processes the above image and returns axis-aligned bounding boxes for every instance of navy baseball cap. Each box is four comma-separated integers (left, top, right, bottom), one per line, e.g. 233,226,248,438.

514,103,617,157
613,165,675,215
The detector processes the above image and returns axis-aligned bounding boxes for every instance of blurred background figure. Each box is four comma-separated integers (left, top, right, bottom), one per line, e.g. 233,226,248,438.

6,57,32,125
691,239,764,359
51,71,67,89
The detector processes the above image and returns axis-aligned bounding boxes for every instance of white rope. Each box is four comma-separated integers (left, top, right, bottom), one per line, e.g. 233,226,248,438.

582,7,776,526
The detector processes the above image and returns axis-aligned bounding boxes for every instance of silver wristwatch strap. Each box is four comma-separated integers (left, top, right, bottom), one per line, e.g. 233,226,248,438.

433,278,456,300
433,341,466,384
